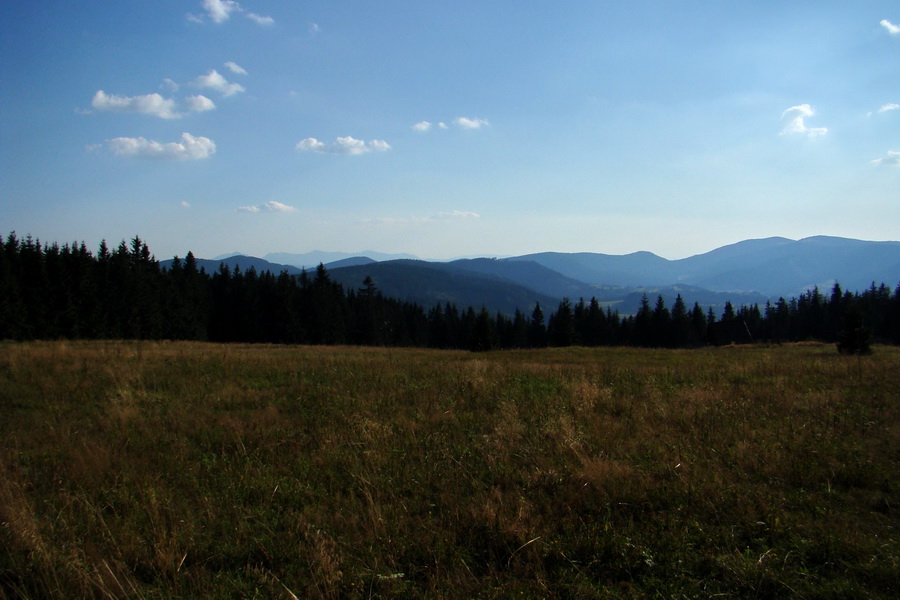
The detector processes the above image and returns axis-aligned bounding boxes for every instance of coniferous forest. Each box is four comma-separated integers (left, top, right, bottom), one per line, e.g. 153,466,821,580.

2,233,899,351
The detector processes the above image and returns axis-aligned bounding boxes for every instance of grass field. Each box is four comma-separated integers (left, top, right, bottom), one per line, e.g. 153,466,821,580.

0,341,897,599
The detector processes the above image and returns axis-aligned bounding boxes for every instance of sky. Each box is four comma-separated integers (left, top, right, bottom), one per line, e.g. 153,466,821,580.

2,1,899,261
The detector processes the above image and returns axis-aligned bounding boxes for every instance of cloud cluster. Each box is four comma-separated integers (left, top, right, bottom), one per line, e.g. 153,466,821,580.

106,132,216,160
91,63,246,121
92,91,182,119
296,136,391,155
412,117,488,132
780,104,827,137
238,201,297,213
189,0,274,26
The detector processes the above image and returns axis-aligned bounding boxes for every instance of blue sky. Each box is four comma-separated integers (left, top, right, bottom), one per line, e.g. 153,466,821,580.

2,1,899,261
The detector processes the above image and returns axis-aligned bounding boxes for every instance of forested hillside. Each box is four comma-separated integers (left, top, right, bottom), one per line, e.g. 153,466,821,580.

2,233,899,351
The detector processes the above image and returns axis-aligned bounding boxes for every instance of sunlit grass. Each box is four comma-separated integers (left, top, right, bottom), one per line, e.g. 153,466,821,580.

1,341,897,598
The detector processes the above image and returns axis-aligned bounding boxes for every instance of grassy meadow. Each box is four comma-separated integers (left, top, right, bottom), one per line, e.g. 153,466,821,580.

0,340,897,599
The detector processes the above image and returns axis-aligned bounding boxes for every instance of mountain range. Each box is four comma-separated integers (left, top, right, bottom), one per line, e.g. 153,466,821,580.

166,236,900,316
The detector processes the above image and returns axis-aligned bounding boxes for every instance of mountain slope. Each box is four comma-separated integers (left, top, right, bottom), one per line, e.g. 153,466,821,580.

327,260,559,316
507,251,673,287
679,236,900,296
443,258,605,300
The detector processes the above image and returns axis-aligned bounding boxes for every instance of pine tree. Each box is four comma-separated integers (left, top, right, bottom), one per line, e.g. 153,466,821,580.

528,303,547,347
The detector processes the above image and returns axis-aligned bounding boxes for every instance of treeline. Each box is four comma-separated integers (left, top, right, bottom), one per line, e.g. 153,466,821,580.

2,233,899,351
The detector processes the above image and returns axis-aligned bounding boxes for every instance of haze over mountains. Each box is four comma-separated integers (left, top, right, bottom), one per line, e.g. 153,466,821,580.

175,237,900,316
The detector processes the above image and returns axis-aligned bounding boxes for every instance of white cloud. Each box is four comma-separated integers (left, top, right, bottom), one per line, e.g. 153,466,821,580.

264,201,296,212
238,201,296,213
201,0,241,23
194,69,245,96
106,132,216,160
415,118,484,131
162,78,180,92
881,19,900,35
296,136,392,155
225,60,247,75
180,201,191,208
191,1,274,26
309,23,320,33
436,210,480,219
184,95,216,112
779,104,827,137
368,139,391,152
455,116,489,129
872,150,900,166
224,61,247,75
245,12,274,26
92,90,180,119
878,103,899,113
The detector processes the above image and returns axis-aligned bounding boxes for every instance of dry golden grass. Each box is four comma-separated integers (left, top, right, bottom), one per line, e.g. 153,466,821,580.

0,340,898,598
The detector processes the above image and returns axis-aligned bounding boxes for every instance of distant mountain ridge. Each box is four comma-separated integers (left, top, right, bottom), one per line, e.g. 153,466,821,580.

169,236,899,316
510,236,900,298
163,255,305,276
264,250,417,269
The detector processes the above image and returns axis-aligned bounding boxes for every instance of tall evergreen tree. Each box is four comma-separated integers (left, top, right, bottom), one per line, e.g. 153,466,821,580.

528,302,547,347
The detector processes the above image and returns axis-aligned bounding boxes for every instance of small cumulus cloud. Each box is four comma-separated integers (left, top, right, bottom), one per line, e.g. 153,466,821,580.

203,0,240,23
91,90,180,119
106,132,216,160
780,104,827,137
412,121,431,132
309,23,321,33
184,94,216,112
871,150,900,166
880,19,900,35
224,61,247,75
246,13,274,26
180,201,191,208
194,69,245,96
878,103,899,113
189,0,274,26
455,116,489,129
238,201,297,213
296,136,391,155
